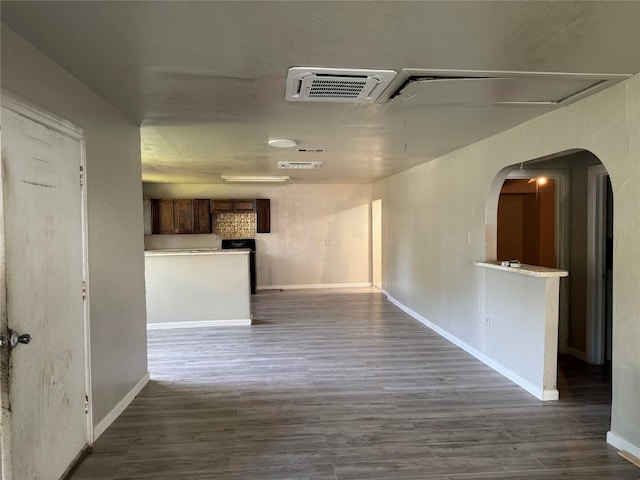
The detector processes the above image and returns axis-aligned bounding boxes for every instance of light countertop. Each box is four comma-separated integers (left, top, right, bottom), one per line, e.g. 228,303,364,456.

145,248,250,257
474,261,568,278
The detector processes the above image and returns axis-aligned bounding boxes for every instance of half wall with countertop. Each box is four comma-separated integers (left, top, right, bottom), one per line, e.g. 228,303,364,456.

145,249,252,328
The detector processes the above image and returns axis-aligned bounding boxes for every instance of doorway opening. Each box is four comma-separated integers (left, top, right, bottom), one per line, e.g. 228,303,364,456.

491,150,613,407
587,165,613,366
371,199,382,290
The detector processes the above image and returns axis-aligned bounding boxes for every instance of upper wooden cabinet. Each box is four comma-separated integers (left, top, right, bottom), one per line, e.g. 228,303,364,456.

193,199,211,234
151,199,212,234
234,199,255,213
173,199,194,233
256,199,270,233
152,199,175,234
212,199,255,213
151,197,270,235
211,199,234,213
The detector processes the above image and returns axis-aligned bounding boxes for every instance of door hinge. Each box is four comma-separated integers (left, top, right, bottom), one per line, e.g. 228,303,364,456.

84,395,89,414
80,165,84,186
82,281,87,299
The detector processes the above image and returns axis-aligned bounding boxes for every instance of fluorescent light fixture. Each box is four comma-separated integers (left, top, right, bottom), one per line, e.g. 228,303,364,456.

268,138,297,148
221,175,290,183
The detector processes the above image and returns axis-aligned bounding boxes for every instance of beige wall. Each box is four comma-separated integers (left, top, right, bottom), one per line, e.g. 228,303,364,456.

143,183,372,288
373,74,640,451
1,26,148,426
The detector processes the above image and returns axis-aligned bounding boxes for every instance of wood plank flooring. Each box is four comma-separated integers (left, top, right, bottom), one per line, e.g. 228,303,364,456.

70,288,639,480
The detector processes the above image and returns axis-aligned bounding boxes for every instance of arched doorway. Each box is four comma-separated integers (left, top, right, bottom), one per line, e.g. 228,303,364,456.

489,150,615,436
491,151,613,368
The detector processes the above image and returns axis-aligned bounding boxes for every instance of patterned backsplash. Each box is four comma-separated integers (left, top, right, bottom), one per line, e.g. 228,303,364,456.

214,212,256,239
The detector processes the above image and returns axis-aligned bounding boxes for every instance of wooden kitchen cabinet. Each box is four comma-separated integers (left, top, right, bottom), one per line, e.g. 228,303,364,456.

151,199,211,234
152,199,175,234
234,199,256,212
193,199,212,234
174,199,194,233
212,199,255,213
211,199,234,213
256,199,270,233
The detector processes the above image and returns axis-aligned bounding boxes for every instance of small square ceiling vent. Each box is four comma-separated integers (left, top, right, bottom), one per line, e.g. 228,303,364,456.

286,67,396,103
278,161,323,170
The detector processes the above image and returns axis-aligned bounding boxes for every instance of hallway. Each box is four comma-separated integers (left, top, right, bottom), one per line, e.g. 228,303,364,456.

70,289,638,479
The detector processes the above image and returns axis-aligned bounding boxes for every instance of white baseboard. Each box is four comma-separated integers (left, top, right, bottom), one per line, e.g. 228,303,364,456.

257,282,372,291
607,431,640,460
386,295,557,402
147,319,252,330
567,346,589,362
93,372,150,440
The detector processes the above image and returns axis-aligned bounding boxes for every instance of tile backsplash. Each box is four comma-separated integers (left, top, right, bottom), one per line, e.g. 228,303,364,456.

215,212,256,239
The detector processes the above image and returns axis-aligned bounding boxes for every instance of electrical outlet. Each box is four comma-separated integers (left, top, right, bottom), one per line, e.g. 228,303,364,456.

486,318,490,328
325,239,332,246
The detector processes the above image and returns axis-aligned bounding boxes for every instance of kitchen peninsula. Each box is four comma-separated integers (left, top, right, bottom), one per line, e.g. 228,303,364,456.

144,248,252,328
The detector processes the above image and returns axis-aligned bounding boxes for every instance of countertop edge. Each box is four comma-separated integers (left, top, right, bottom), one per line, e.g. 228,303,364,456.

145,249,251,257
474,261,569,278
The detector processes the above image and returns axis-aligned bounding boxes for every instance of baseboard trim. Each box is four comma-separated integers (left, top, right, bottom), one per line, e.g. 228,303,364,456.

567,346,589,362
257,282,372,291
386,295,556,402
607,431,640,460
147,319,252,330
93,372,150,440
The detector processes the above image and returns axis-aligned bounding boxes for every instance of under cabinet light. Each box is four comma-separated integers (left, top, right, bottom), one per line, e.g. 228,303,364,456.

221,175,290,183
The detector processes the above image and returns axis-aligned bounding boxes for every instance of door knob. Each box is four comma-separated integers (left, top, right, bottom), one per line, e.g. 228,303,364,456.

9,332,31,348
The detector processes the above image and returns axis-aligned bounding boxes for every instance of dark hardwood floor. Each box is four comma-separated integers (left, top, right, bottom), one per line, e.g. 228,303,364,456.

71,288,639,479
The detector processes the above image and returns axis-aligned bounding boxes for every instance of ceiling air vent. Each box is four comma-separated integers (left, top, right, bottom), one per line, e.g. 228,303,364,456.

278,161,323,170
286,67,397,103
386,69,631,106
297,148,325,153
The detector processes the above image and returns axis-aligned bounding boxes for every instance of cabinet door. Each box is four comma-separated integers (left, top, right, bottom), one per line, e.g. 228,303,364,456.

234,199,256,212
174,199,195,233
212,199,234,213
256,198,271,233
152,199,175,234
193,199,212,234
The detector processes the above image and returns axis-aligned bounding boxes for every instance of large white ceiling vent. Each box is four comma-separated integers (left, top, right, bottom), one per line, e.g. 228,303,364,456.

388,69,631,107
286,67,397,103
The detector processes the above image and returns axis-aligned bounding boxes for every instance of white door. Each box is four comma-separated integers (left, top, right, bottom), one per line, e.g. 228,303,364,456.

0,96,90,479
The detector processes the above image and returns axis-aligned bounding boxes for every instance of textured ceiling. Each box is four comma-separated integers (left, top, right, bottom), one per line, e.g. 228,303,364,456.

2,1,639,183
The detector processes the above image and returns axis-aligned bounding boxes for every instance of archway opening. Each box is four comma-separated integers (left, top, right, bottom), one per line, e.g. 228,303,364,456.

488,150,613,418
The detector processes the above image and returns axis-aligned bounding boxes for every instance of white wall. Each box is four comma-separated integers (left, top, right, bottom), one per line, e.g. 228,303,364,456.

374,74,640,452
1,26,148,426
143,183,372,288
